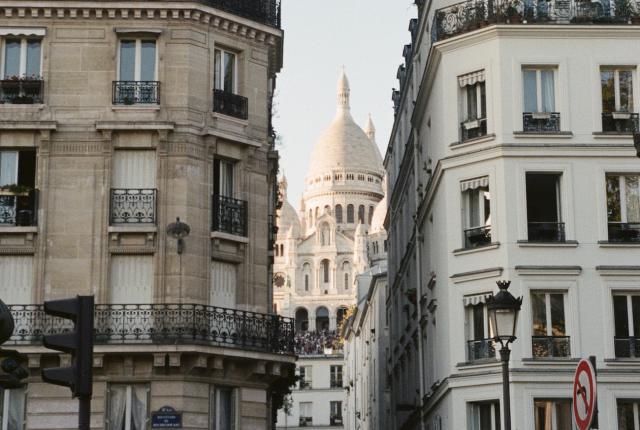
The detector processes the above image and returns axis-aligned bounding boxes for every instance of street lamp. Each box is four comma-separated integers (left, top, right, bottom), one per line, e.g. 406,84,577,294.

486,280,522,430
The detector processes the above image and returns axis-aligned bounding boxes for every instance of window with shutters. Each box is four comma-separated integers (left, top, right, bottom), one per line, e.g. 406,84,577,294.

110,150,157,225
109,256,153,304
210,261,237,309
107,384,150,430
210,386,237,430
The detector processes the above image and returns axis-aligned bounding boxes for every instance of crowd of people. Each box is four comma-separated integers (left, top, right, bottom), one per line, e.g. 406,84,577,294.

294,330,343,355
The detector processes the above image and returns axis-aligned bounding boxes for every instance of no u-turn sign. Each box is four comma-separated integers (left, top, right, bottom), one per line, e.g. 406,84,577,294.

573,358,597,430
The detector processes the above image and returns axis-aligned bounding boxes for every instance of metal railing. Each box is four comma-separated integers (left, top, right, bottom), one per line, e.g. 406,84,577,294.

202,0,281,27
212,194,248,236
527,222,566,242
433,0,640,42
0,190,38,226
523,112,561,133
608,222,640,243
213,89,249,120
460,117,487,141
532,335,571,358
112,81,160,105
602,112,639,133
110,189,157,225
464,225,492,249
614,337,640,358
0,79,44,104
7,303,295,355
467,338,496,361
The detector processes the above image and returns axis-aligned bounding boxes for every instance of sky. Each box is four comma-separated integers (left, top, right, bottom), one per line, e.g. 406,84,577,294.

274,0,417,206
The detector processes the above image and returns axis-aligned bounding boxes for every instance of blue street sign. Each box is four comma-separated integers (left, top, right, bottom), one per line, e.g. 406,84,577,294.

151,406,182,428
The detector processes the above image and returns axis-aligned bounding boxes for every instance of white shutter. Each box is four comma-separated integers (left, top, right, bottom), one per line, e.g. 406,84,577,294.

0,256,32,304
112,150,156,189
210,261,236,308
109,256,153,304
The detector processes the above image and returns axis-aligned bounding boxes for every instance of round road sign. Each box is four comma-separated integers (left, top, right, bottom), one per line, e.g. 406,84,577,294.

573,358,597,430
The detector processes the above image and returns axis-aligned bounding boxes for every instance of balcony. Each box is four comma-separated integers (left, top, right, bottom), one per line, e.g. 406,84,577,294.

527,222,566,243
460,117,487,141
213,89,248,120
433,0,640,42
110,189,157,225
212,194,248,237
0,79,44,104
464,225,492,249
0,190,38,226
467,338,496,361
602,112,639,133
112,81,160,105
523,112,561,133
608,222,640,243
299,417,312,427
615,337,640,358
202,0,281,27
532,335,571,358
7,303,295,355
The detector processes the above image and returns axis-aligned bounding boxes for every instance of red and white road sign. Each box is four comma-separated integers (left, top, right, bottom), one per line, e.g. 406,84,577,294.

573,358,597,430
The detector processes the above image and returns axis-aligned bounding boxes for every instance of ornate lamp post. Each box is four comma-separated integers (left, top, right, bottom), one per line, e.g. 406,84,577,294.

486,280,522,430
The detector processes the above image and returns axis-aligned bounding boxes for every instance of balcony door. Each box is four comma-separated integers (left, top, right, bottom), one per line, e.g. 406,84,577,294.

119,40,156,82
0,256,33,305
214,159,234,198
210,261,236,309
111,150,156,224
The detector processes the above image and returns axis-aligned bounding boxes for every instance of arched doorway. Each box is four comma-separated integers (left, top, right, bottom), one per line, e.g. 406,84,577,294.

315,306,330,331
295,308,309,332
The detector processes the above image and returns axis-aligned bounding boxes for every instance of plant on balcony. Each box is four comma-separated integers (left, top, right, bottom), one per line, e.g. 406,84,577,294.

0,184,32,196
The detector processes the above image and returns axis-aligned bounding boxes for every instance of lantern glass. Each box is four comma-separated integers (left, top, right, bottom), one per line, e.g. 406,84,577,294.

489,308,518,340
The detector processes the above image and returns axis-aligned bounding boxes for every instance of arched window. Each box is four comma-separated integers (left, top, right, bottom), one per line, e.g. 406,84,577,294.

344,273,349,290
303,263,311,291
335,205,343,223
347,205,354,223
337,307,348,326
296,308,309,331
358,205,365,223
368,205,375,225
321,259,330,283
316,306,330,331
304,274,309,291
324,205,331,215
342,261,350,290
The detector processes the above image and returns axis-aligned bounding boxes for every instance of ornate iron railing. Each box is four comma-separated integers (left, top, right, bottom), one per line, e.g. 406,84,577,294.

202,0,281,27
0,190,38,226
213,89,249,120
602,112,639,133
212,194,248,236
528,221,566,242
460,117,487,141
532,335,571,358
7,303,295,355
608,222,640,243
467,338,496,361
110,189,157,225
464,225,492,249
523,112,561,133
0,79,44,104
112,81,160,105
615,337,640,358
433,0,640,42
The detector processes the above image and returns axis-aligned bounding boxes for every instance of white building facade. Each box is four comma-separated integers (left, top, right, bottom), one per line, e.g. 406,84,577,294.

386,2,640,430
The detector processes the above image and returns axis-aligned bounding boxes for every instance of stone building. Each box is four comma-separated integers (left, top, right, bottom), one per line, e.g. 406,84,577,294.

0,0,295,429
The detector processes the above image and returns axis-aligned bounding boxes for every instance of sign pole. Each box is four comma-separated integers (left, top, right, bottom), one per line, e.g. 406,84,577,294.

589,356,598,430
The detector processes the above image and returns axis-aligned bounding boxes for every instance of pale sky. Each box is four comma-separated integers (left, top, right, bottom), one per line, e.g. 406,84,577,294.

274,0,417,206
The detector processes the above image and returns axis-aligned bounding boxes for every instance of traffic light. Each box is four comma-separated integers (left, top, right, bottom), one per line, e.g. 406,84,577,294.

41,295,94,398
0,352,28,389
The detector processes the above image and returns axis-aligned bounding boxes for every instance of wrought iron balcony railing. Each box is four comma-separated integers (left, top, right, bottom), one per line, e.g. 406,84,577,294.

213,89,249,120
330,416,344,426
467,338,496,361
7,303,295,355
433,0,640,42
464,225,492,249
523,112,561,133
112,81,160,105
532,335,571,358
212,194,248,237
608,222,640,243
615,337,640,358
202,0,281,27
460,117,487,141
602,112,639,133
0,190,38,226
527,221,566,243
0,79,44,104
110,189,157,225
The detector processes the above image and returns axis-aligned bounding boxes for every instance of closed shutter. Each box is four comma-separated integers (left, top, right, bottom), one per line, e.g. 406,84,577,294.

112,150,156,189
109,256,153,304
210,261,236,308
0,256,32,304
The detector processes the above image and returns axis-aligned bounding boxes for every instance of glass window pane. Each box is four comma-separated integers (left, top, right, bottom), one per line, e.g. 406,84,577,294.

523,70,538,112
554,402,572,430
550,294,565,336
25,40,41,77
480,82,486,118
632,296,640,337
614,295,630,337
467,85,477,120
4,39,21,78
0,152,18,187
140,41,156,81
607,175,622,222
541,70,555,112
619,70,634,112
625,175,640,222
119,41,135,81
473,304,485,340
214,49,221,90
467,190,479,228
223,52,235,92
617,401,635,430
601,70,616,112
531,293,547,336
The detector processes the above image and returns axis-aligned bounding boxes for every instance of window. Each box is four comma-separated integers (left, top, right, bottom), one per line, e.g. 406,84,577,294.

618,399,640,429
214,48,236,93
330,365,343,388
613,293,640,358
525,173,564,242
343,261,350,290
531,292,570,358
330,401,343,426
295,308,309,332
468,401,500,430
111,150,157,224
344,273,349,290
335,204,343,223
299,402,312,426
303,263,311,292
110,256,153,304
358,205,365,224
464,295,495,361
368,205,374,225
0,256,33,304
0,150,37,227
214,159,234,198
299,367,312,389
461,177,491,248
3,38,41,78
606,174,640,242
601,68,634,113
107,384,150,430
0,387,26,430
211,387,236,430
523,68,555,113
534,399,574,430
210,261,236,309
347,204,354,223
119,40,156,82
321,259,330,283
459,71,487,140
308,209,313,225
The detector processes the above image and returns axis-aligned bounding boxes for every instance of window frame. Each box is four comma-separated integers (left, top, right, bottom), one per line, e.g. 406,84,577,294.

467,400,500,430
522,67,557,113
531,290,568,338
107,383,151,430
617,399,640,430
601,67,636,113
1,37,42,78
533,398,575,430
117,39,157,82
210,386,238,430
214,47,238,94
606,173,640,223
0,387,26,430
462,81,486,122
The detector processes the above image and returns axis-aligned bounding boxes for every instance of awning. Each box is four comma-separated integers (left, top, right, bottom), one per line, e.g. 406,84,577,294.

460,176,489,191
463,293,492,306
458,70,485,88
0,28,46,37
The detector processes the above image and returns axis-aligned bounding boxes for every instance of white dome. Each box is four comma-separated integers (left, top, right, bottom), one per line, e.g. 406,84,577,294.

370,196,387,234
276,177,301,238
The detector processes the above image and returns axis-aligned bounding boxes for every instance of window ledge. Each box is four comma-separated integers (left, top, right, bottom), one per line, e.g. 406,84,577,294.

449,133,496,149
598,241,640,248
456,359,499,369
517,240,578,248
604,358,640,366
108,225,158,233
211,231,249,244
453,242,499,255
111,104,160,111
522,357,579,365
0,104,45,110
513,131,573,138
0,226,37,234
211,111,249,126
592,132,633,139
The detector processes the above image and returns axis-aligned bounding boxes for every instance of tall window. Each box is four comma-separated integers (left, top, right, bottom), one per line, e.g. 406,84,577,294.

459,72,487,140
321,259,330,283
526,173,564,242
464,296,494,361
0,150,37,227
111,150,157,225
618,400,640,430
335,204,343,223
464,82,486,121
461,177,491,248
0,387,26,430
368,205,374,225
214,48,236,93
211,387,236,430
330,401,343,425
347,204,354,223
299,402,312,426
534,399,573,430
110,256,153,304
523,68,555,113
358,205,365,223
119,40,156,82
601,67,634,113
3,38,41,78
0,256,33,305
342,261,350,290
330,365,343,388
303,263,311,292
613,293,640,358
468,401,500,430
607,174,640,242
299,366,312,389
210,261,236,309
107,384,150,430
214,159,234,198
531,292,569,358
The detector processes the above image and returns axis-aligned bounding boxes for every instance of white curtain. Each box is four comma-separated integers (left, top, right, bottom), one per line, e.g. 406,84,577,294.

210,261,237,309
523,70,537,113
112,150,156,189
131,386,147,430
109,256,153,304
218,161,234,197
216,388,235,430
108,386,126,430
7,387,25,430
541,70,555,112
0,152,17,187
0,256,33,305
626,176,640,221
